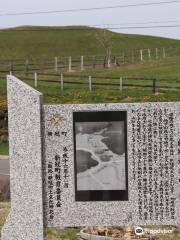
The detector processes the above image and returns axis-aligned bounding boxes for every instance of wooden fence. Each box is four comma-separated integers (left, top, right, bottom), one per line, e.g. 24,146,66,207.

0,46,178,74
1,72,179,94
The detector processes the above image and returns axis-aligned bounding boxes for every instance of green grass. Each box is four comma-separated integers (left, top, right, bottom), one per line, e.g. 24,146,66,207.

20,59,180,103
0,26,180,240
0,142,8,155
1,61,180,156
0,55,180,107
1,58,180,105
46,227,80,240
0,26,180,59
0,27,180,156
75,57,180,79
34,82,180,104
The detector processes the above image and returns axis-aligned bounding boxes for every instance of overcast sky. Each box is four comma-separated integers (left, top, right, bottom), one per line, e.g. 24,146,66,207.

1,0,180,39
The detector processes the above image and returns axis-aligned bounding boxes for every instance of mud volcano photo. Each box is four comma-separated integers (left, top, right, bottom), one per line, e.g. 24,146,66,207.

73,111,128,201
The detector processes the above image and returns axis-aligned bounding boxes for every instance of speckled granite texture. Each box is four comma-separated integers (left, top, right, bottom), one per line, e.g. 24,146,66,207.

1,76,45,240
43,103,180,227
1,77,180,240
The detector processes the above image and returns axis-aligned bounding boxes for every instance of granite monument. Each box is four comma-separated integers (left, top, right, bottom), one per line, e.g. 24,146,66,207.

1,75,180,240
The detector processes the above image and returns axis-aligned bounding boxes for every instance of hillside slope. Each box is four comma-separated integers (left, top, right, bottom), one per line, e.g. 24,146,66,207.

0,26,180,59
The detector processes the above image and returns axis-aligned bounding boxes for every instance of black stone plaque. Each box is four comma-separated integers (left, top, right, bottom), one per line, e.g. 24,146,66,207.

73,111,128,201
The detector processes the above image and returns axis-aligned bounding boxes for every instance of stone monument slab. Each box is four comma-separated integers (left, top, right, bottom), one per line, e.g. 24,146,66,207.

43,103,180,227
2,76,180,240
1,76,45,240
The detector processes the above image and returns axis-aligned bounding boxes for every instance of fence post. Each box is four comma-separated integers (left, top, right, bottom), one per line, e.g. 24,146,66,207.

148,49,151,60
120,77,123,92
25,59,29,75
163,48,166,58
80,56,84,71
9,62,13,74
34,72,38,88
93,56,96,69
107,56,111,68
68,56,72,72
60,73,64,91
131,51,134,63
103,56,106,68
140,49,143,61
114,56,117,66
152,79,156,94
122,52,125,64
55,57,58,72
155,48,159,59
88,76,92,92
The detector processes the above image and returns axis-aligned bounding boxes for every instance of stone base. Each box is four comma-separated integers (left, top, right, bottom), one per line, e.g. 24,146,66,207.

1,211,45,240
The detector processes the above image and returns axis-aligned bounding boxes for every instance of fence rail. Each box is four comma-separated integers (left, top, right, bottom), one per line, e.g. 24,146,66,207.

0,45,180,74
1,72,180,94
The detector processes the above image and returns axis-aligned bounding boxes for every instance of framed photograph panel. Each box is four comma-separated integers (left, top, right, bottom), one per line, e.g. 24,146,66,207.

73,111,128,201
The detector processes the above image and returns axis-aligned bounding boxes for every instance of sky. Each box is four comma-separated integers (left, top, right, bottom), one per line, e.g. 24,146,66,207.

1,0,180,39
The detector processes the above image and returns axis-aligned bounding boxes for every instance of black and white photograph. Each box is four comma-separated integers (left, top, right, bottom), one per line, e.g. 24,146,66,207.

73,111,128,201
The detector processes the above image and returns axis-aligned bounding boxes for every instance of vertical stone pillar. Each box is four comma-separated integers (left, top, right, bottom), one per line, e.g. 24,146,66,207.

1,76,45,240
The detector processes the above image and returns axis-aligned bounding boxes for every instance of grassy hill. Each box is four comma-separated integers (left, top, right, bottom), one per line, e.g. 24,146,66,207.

0,25,180,59
1,26,180,155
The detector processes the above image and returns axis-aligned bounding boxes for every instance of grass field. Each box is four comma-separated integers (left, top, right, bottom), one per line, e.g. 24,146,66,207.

0,26,180,105
1,58,180,156
9,57,180,104
0,142,8,156
0,26,180,60
0,26,180,239
1,55,180,101
1,51,180,155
